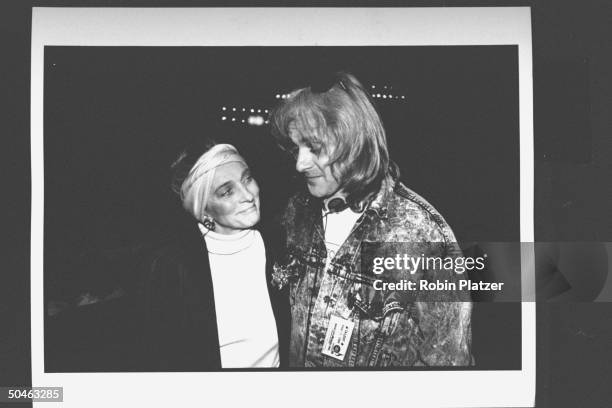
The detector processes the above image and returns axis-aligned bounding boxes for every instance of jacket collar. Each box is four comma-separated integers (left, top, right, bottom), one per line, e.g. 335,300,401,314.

363,175,394,220
296,174,395,220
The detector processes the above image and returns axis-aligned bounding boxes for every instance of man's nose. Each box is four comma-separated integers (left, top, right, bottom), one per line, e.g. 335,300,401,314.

295,148,312,173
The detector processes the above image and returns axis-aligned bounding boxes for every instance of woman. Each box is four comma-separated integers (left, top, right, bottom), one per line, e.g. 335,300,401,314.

139,143,288,370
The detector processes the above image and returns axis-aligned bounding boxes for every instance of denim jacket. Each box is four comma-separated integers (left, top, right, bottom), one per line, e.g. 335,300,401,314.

272,175,473,367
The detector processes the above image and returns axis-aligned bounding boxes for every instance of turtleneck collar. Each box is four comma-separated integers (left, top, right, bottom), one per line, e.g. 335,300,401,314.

198,223,256,255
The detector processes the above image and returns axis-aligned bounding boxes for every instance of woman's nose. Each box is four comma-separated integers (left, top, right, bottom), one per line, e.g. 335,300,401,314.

238,184,255,202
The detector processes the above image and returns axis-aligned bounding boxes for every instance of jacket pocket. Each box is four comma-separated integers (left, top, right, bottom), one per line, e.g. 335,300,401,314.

355,311,409,367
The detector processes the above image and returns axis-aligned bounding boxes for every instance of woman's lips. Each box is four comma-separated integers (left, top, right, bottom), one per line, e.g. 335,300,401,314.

239,205,257,214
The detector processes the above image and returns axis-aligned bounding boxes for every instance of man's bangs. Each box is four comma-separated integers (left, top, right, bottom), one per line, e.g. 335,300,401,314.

276,93,330,145
292,106,329,146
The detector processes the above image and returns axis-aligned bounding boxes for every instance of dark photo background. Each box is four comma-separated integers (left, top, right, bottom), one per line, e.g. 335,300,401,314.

43,46,521,370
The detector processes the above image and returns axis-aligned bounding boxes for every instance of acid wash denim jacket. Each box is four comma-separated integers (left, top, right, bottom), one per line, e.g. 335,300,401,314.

272,175,473,367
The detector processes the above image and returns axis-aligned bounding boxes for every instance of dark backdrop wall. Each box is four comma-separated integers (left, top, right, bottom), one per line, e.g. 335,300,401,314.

44,45,521,370
44,46,520,254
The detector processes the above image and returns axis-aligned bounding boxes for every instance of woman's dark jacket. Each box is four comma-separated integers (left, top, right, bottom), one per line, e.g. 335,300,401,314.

135,214,289,371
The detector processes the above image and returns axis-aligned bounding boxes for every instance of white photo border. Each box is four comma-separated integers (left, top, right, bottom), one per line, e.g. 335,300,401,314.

31,7,535,408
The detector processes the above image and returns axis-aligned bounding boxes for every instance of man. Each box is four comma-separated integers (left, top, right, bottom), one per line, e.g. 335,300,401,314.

270,72,472,367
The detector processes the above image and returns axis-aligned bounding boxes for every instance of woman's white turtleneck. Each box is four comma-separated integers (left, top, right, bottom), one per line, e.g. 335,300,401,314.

199,225,280,368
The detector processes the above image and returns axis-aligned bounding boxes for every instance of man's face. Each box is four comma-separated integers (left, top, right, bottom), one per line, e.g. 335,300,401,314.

288,124,341,198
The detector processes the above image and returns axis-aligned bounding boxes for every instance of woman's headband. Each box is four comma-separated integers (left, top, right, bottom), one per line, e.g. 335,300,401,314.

179,144,245,222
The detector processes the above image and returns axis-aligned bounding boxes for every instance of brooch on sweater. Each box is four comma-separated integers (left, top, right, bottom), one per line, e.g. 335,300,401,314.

271,257,301,290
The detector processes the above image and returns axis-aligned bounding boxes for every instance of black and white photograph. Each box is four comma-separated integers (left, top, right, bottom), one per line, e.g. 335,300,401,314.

27,7,536,407
43,45,523,372
3,1,612,407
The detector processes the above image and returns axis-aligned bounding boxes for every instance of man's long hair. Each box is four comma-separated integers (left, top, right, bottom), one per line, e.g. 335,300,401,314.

270,72,392,204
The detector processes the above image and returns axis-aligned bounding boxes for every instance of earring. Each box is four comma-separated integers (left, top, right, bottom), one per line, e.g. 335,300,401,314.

202,217,216,231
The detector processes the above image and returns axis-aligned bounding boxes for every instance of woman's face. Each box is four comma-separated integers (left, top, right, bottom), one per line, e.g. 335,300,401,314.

204,161,261,235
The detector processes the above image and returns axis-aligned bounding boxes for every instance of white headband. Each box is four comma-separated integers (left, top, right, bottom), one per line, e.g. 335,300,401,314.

180,144,246,222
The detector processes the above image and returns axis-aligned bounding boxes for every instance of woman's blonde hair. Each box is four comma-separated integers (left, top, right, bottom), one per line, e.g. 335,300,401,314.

270,72,391,204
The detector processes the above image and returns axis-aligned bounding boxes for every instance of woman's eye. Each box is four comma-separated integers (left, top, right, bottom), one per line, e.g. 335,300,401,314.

221,188,233,197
